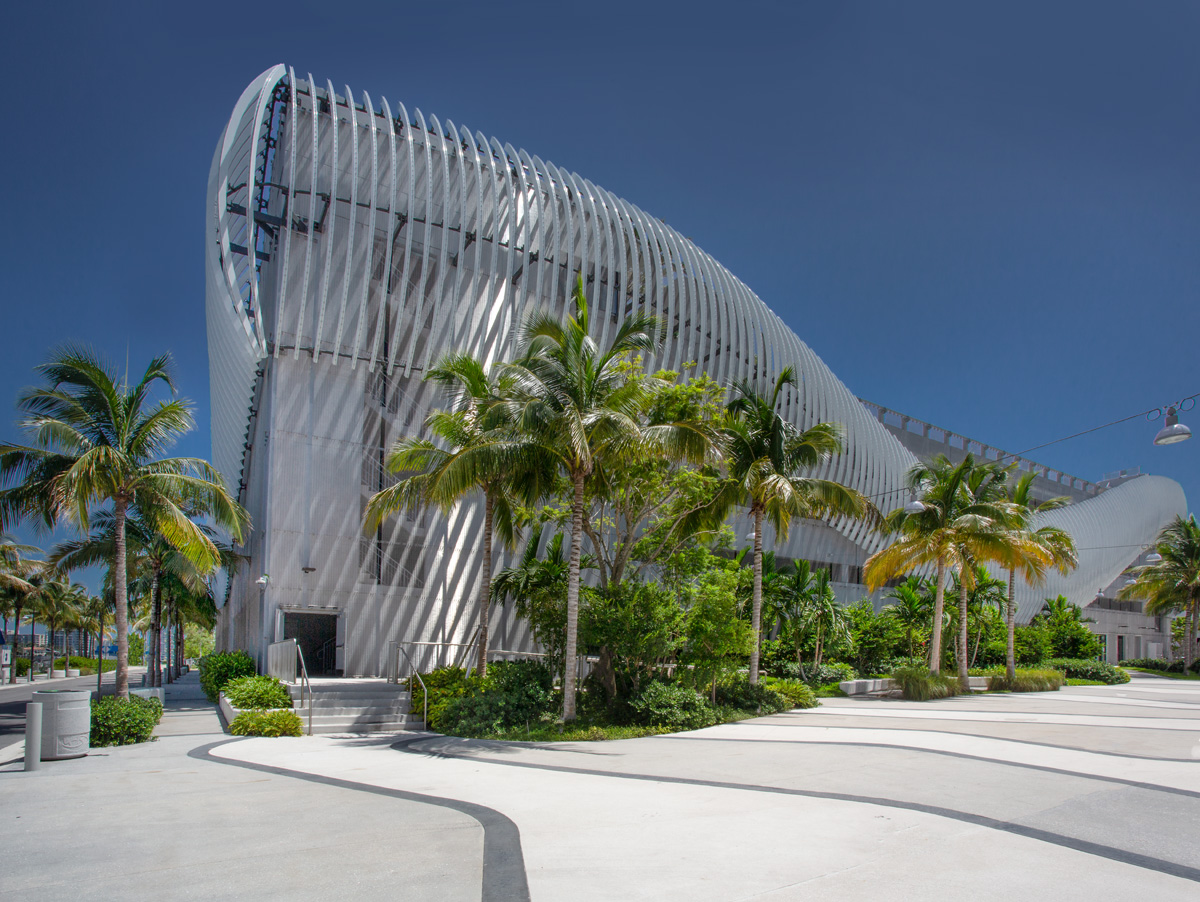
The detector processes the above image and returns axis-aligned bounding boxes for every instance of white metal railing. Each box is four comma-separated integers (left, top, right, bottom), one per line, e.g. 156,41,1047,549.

267,638,312,736
387,638,595,687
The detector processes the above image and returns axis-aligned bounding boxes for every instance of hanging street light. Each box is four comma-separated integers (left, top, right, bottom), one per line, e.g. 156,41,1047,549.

1153,405,1192,446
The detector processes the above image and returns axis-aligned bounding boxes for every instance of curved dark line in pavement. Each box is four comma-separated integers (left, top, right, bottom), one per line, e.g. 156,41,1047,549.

653,736,1200,799
391,736,1200,884
190,738,530,902
741,717,1200,762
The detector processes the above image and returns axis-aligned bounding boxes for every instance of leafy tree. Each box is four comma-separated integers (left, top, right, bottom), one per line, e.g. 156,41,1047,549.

843,598,904,676
1002,471,1076,679
680,564,752,703
1120,515,1200,672
580,580,686,704
866,454,1039,689
1036,595,1100,659
364,353,553,676
498,277,716,720
0,348,248,698
708,367,871,684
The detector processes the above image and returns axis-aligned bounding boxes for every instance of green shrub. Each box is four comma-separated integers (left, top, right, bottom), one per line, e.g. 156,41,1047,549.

798,662,856,686
891,665,959,701
629,681,717,731
199,650,257,702
14,657,30,677
438,660,557,736
90,696,163,747
1119,657,1199,674
409,667,482,731
714,677,788,715
759,676,819,709
223,675,293,709
987,668,1065,693
1046,658,1129,685
1120,657,1178,671
229,709,304,737
53,656,117,675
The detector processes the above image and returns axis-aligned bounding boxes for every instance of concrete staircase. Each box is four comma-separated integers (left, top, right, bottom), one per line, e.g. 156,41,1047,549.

290,678,424,735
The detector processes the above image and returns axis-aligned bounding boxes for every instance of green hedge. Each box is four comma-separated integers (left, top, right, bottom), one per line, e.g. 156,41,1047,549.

1046,658,1129,685
760,676,819,709
91,696,163,747
53,656,118,675
199,650,257,702
986,668,1065,693
223,675,293,709
891,665,959,701
229,709,304,737
408,667,482,731
629,682,717,731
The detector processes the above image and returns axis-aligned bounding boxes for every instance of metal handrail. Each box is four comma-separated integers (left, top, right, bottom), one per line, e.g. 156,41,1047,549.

316,636,336,674
295,643,312,737
267,638,312,736
390,643,427,730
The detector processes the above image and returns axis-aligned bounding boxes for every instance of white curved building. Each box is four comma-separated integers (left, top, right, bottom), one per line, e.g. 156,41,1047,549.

209,67,1186,673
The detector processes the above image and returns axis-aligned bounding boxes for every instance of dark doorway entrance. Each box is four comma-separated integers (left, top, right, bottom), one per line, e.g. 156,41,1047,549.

283,612,338,675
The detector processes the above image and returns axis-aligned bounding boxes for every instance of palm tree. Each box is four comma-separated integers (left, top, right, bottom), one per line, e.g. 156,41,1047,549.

1120,517,1200,671
709,368,870,684
950,565,1006,669
883,576,933,660
0,348,248,698
364,353,552,677
40,577,86,673
770,559,818,667
801,568,847,672
1,536,41,682
1002,471,1076,680
866,454,1040,689
498,277,716,720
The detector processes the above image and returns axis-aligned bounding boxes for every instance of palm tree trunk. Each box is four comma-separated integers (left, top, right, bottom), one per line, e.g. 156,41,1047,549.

9,604,21,683
176,621,183,676
28,615,36,683
96,609,104,697
929,559,946,673
1188,598,1198,674
165,597,174,685
957,576,970,692
49,625,55,675
151,573,162,688
749,506,765,685
562,471,585,722
113,497,130,700
1006,570,1017,680
477,493,493,677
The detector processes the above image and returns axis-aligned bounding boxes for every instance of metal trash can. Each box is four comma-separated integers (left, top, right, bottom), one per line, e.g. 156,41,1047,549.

32,689,90,760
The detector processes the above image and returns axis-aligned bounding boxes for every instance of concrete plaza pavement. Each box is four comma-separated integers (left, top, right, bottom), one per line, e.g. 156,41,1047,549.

2,672,1199,900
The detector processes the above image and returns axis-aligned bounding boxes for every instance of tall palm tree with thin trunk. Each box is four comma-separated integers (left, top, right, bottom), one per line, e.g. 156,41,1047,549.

866,454,1040,689
708,368,871,684
498,277,718,720
364,353,552,677
0,348,248,698
1120,515,1200,672
1002,471,1076,680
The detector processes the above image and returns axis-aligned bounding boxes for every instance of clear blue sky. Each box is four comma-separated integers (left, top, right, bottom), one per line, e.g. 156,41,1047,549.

1,0,1196,565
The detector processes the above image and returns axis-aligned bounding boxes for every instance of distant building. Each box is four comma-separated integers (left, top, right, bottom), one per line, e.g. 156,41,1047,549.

208,67,1186,674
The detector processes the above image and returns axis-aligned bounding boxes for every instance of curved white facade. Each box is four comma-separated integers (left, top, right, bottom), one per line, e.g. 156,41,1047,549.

208,67,1186,673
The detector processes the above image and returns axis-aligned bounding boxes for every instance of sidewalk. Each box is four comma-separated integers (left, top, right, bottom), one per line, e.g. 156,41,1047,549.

0,671,482,902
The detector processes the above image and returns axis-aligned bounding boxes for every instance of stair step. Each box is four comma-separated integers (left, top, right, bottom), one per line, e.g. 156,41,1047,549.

294,704,410,716
308,720,425,735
